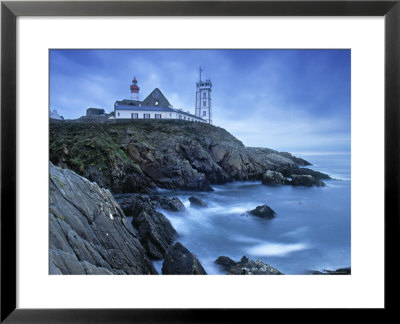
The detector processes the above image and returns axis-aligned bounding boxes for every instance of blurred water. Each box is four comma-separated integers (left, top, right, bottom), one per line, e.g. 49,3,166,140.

156,153,351,275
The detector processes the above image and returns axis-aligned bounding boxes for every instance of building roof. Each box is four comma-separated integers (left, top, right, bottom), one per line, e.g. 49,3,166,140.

175,109,205,120
141,88,172,108
115,105,176,112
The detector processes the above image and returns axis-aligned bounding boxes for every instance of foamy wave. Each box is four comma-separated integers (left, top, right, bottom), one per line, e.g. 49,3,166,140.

206,204,254,215
281,227,308,237
154,187,172,193
247,242,309,257
230,234,264,244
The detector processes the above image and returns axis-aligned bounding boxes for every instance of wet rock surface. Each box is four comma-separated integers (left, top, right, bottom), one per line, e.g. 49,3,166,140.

215,256,282,275
248,205,276,219
49,163,157,274
149,195,186,212
117,194,177,259
290,174,325,187
188,196,207,207
280,167,330,180
262,170,286,185
162,242,207,275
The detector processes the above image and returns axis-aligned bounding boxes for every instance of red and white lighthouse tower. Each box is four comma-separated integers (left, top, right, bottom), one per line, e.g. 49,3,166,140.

130,76,140,100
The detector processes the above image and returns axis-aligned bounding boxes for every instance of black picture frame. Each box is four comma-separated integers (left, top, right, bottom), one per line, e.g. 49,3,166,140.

1,0,399,322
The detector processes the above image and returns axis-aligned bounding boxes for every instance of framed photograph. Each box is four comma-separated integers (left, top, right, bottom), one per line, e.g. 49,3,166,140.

1,0,399,322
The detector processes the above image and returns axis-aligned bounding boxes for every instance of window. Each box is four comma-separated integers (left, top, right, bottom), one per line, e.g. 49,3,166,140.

203,101,206,106
203,111,207,117
170,113,172,117
144,113,150,119
131,113,138,119
184,116,186,120
155,100,159,106
117,112,120,117
179,115,182,119
155,114,162,119
203,93,206,99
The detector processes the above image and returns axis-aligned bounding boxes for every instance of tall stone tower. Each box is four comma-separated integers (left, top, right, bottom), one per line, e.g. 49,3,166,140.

130,76,140,100
195,66,212,124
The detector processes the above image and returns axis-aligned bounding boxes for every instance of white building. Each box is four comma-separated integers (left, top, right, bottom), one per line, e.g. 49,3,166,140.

114,77,206,122
195,66,212,124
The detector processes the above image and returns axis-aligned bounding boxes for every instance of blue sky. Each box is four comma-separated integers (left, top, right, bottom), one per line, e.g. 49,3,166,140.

50,49,350,153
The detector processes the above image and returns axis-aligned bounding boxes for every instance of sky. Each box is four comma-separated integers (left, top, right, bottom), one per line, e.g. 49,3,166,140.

50,49,351,153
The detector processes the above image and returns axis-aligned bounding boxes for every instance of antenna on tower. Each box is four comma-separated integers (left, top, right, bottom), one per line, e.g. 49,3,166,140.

199,65,204,82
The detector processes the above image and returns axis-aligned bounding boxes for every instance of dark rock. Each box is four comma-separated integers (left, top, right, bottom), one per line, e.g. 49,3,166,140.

188,196,207,207
167,198,186,211
262,170,285,185
246,147,298,169
330,267,351,274
214,256,237,271
291,174,325,187
215,256,282,275
49,163,157,274
278,152,311,166
149,195,185,212
248,205,276,219
309,267,351,275
280,167,331,180
162,242,207,275
118,194,177,259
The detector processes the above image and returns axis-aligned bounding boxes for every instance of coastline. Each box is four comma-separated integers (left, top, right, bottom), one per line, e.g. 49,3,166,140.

49,121,350,275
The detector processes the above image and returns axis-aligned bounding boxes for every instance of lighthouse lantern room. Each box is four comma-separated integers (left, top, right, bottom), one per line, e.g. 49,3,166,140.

130,77,140,100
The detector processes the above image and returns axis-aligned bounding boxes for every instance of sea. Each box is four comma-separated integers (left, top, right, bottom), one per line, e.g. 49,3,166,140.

153,153,351,275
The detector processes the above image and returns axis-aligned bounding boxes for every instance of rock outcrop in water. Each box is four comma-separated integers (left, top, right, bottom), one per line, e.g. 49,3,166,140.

162,242,207,275
215,256,282,275
291,174,325,187
279,166,330,180
117,194,178,260
309,267,351,275
248,205,276,219
188,196,207,207
262,170,286,185
261,167,329,187
50,120,329,193
49,163,157,274
149,195,186,212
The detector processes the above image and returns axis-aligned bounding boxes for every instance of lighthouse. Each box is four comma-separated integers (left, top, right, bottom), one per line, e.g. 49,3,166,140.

130,76,140,100
195,66,212,124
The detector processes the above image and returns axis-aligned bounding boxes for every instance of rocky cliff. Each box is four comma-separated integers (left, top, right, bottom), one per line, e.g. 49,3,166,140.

50,162,207,274
49,120,329,275
49,162,158,274
50,120,327,193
